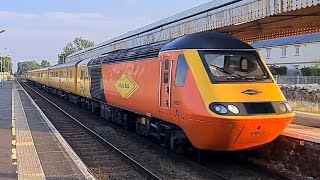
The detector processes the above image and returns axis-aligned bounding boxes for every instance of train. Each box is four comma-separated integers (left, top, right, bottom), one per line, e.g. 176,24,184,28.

26,31,295,153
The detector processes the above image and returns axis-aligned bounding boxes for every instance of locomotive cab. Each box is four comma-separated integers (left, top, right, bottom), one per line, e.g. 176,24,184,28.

160,32,295,151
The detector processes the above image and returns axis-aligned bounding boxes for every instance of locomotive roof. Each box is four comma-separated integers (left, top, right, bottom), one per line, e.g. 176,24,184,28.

77,58,92,67
160,31,254,51
48,60,81,70
28,67,49,72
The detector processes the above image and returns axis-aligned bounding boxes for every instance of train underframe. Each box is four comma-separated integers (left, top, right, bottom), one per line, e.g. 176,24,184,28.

29,80,191,156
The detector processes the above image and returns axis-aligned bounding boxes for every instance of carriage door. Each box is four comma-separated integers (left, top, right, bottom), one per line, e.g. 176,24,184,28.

80,69,85,96
159,55,173,109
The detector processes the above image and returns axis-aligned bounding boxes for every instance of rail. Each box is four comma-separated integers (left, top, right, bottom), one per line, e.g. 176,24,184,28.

19,81,163,180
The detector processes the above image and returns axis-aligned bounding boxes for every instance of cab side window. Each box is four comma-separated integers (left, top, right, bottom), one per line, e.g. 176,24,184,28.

175,55,189,87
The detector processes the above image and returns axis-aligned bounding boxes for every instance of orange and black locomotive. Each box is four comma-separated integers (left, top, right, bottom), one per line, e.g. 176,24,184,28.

27,32,295,152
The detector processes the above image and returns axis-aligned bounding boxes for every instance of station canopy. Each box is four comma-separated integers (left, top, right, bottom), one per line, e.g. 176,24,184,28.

66,0,320,63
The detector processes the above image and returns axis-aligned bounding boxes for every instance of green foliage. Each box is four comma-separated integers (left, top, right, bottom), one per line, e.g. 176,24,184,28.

301,58,320,76
17,61,41,75
301,67,320,76
58,37,94,64
0,56,12,73
268,65,288,75
314,58,320,68
40,60,51,67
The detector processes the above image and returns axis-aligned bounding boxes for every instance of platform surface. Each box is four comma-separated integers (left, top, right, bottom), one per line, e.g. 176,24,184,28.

0,82,17,180
0,81,94,180
293,111,320,128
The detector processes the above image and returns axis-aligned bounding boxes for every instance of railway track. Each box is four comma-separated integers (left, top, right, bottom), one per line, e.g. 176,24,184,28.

19,81,162,180
19,81,229,180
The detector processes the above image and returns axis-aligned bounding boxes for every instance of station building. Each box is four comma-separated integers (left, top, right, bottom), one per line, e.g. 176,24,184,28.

252,33,320,74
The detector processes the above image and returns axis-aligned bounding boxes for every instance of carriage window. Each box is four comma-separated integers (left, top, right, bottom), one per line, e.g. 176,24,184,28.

175,55,189,87
70,70,72,78
164,60,169,70
85,71,89,79
80,70,84,80
163,72,169,83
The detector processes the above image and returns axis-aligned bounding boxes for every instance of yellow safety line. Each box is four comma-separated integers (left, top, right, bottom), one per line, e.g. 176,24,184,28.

11,88,17,166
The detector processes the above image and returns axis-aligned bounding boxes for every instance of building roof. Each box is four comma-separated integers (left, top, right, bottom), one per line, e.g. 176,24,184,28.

252,33,320,48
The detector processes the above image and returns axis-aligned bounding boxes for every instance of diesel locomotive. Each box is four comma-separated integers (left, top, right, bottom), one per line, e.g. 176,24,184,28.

27,32,295,152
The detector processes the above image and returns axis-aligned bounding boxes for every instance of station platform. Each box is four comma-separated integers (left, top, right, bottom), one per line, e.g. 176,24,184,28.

0,81,95,180
283,111,320,144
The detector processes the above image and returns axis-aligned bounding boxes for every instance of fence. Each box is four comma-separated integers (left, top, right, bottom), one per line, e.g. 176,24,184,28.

276,75,320,85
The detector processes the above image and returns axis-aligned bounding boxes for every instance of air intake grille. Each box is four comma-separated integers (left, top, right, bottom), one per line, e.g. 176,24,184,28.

89,67,105,102
243,103,275,114
102,41,169,64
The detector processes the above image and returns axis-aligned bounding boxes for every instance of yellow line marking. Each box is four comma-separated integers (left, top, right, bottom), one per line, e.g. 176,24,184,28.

11,148,17,160
16,142,33,146
12,140,16,146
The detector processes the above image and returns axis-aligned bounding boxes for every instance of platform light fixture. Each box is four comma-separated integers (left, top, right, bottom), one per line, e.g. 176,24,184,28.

0,48,7,86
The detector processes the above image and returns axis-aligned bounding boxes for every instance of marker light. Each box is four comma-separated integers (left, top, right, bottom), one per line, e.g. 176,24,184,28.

212,104,228,115
279,103,287,112
285,102,292,112
228,104,240,114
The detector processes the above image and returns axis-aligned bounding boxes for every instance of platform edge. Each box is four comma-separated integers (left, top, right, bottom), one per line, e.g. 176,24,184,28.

18,82,96,180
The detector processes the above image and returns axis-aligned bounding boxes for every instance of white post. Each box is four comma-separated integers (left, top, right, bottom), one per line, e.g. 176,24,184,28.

0,55,3,86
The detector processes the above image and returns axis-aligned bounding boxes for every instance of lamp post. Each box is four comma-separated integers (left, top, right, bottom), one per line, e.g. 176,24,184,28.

1,48,7,86
0,54,2,86
0,30,5,86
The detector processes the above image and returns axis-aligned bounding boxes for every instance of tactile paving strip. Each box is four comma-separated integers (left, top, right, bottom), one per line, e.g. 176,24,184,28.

13,88,45,180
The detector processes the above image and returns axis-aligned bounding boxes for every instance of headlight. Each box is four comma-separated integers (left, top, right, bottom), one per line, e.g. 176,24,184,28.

279,103,287,112
228,104,240,114
212,104,228,115
285,102,292,112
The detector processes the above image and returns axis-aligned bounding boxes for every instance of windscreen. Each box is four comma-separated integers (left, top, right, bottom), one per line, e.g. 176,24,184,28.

201,50,271,82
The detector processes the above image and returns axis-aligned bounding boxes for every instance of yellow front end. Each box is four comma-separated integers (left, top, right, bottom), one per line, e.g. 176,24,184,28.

181,50,295,150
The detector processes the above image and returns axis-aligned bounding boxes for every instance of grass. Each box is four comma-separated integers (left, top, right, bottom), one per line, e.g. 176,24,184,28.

288,99,320,114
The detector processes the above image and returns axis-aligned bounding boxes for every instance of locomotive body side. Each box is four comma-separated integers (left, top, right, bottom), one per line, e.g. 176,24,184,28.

101,58,160,117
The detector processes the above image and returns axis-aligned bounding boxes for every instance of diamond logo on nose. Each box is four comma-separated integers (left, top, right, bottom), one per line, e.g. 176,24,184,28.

241,89,261,95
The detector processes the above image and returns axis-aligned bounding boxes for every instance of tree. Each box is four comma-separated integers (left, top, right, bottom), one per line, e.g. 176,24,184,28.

0,56,13,73
58,37,94,64
40,60,51,67
268,65,288,75
16,61,41,75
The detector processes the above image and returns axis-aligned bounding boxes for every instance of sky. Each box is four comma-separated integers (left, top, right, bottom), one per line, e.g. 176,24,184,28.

0,0,212,72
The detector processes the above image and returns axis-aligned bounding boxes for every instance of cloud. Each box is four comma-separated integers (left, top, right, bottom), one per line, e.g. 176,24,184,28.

0,11,39,19
0,11,155,70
